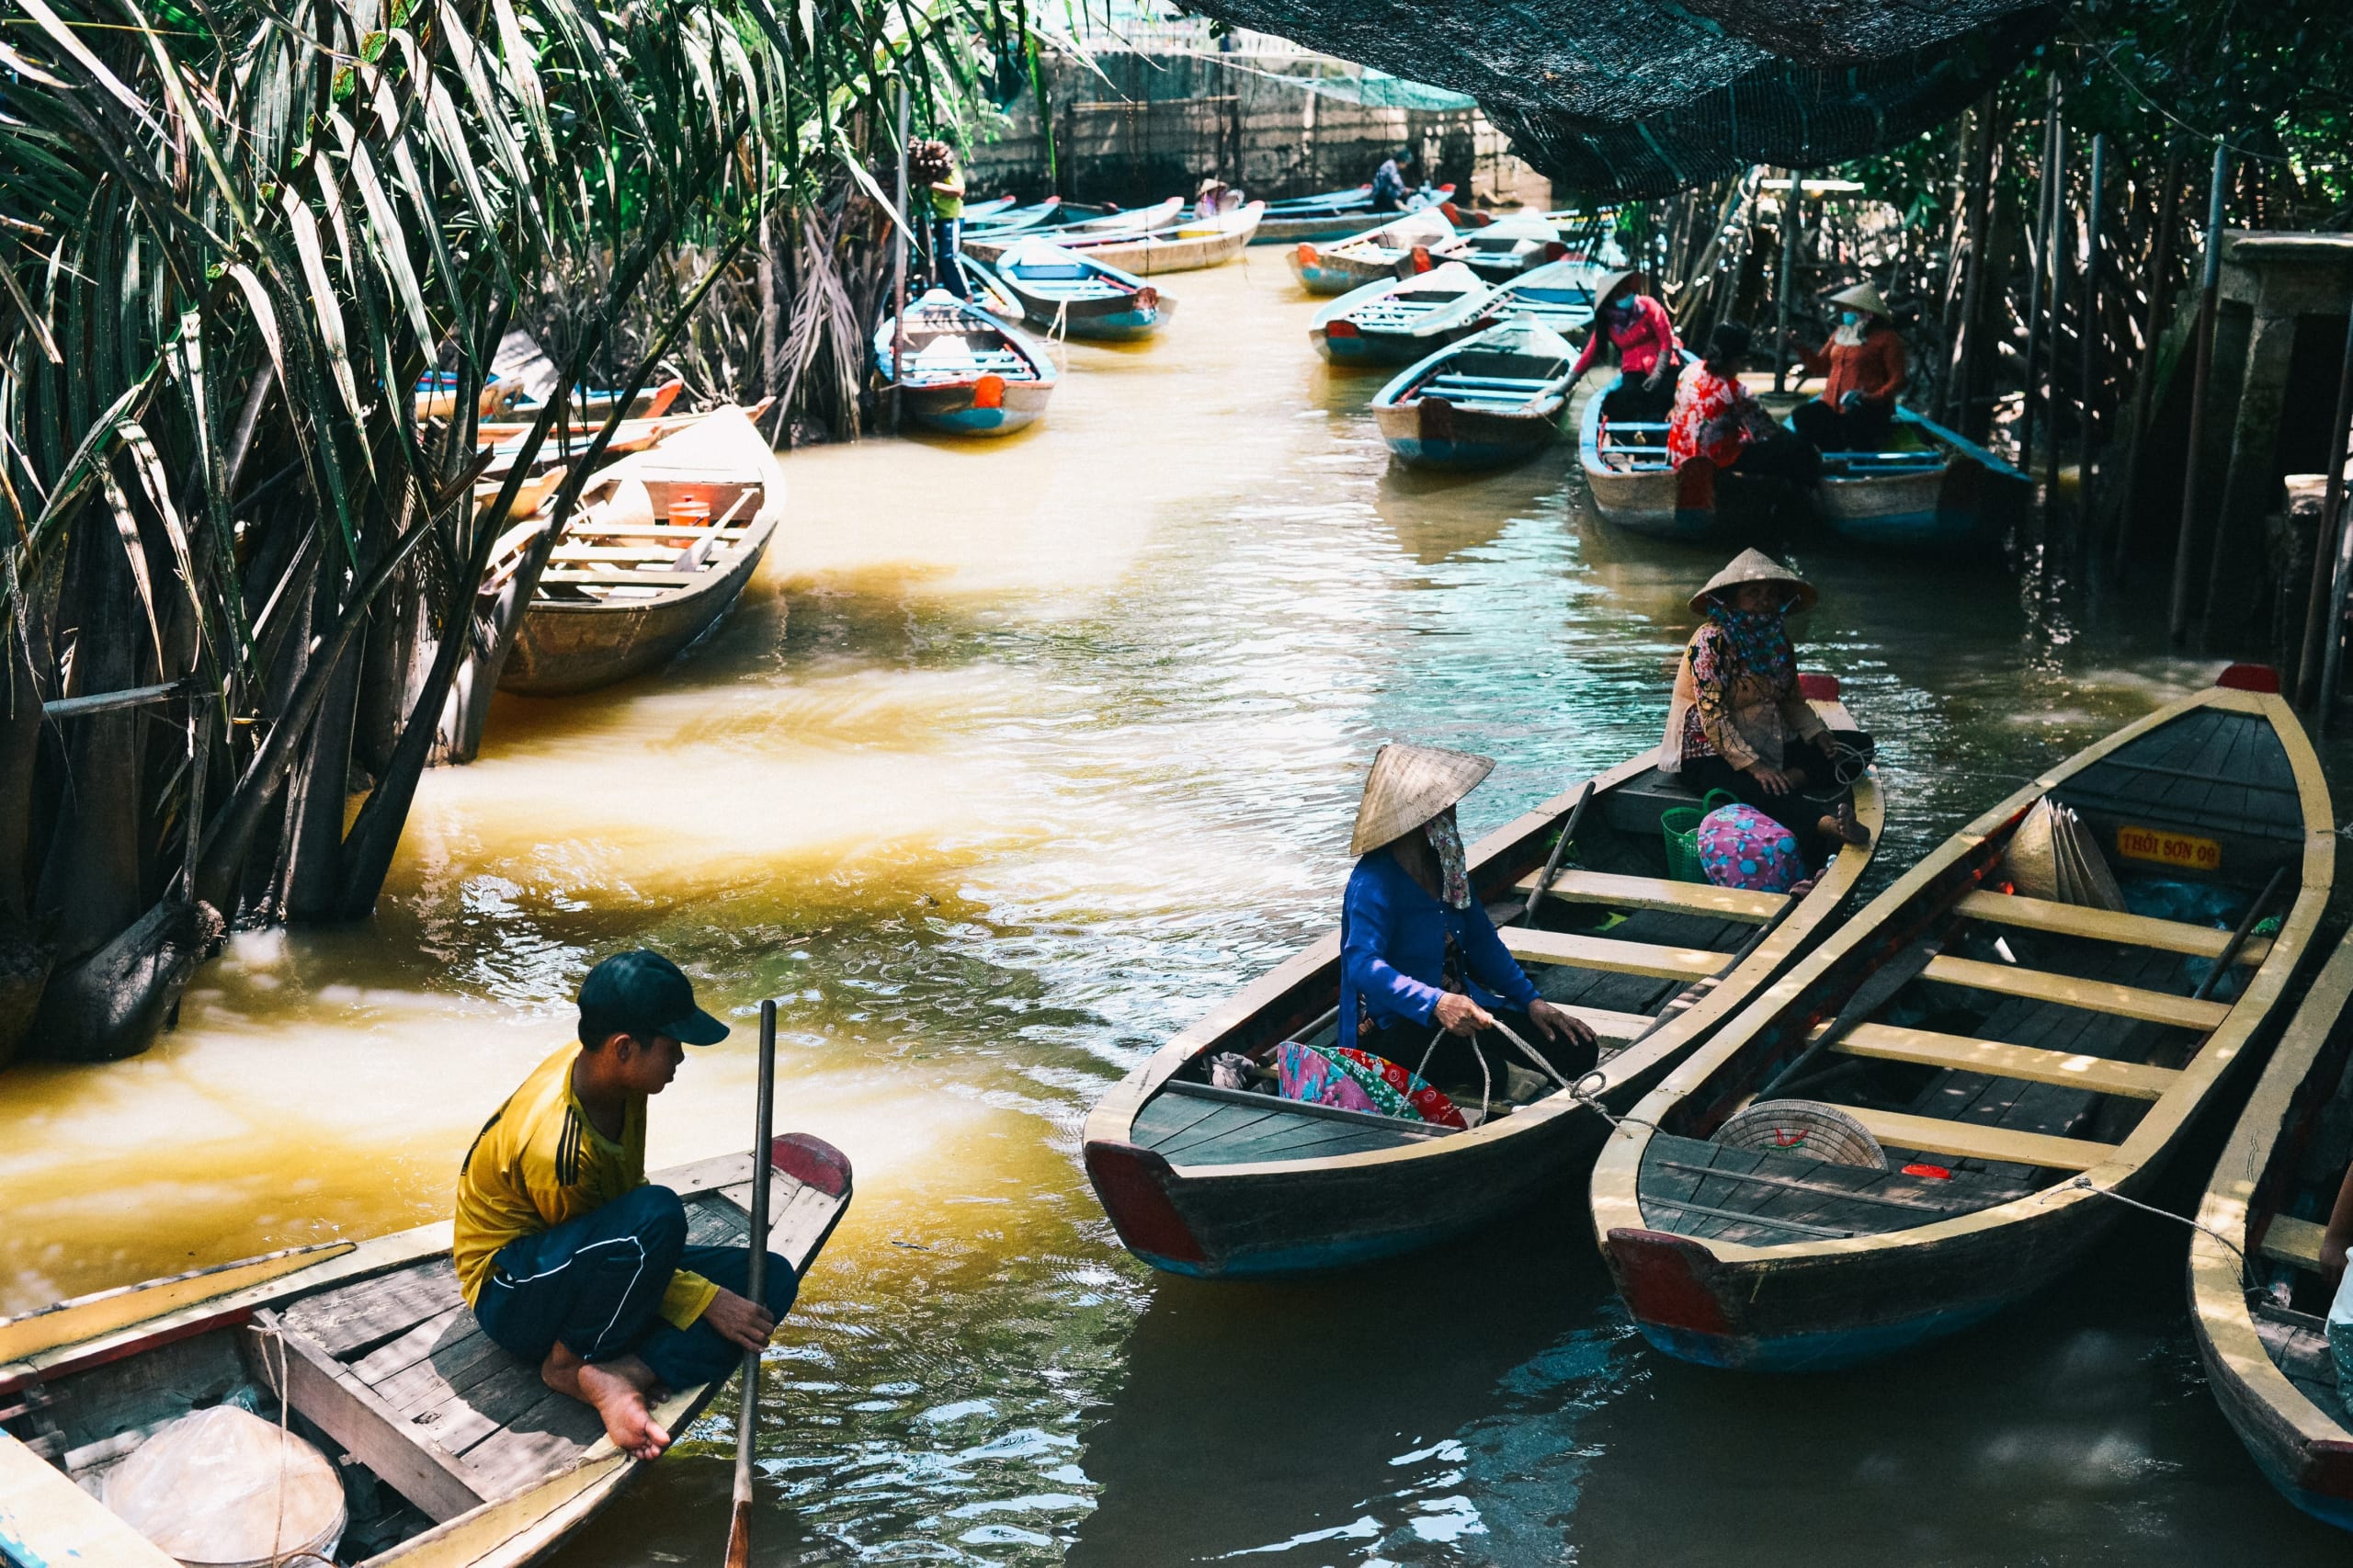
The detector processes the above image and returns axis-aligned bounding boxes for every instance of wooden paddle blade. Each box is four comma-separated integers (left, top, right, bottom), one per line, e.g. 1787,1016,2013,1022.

724,1499,752,1568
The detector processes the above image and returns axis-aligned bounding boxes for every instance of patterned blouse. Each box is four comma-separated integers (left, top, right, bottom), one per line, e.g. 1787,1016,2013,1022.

1668,359,1777,468
1681,622,1780,761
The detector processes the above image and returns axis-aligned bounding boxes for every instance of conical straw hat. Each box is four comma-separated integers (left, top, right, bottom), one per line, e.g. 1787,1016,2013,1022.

1688,548,1817,615
1349,744,1495,856
1824,279,1890,319
1592,269,1646,311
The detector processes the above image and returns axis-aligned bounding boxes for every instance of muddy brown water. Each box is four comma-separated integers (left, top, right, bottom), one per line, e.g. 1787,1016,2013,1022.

6,259,2351,1564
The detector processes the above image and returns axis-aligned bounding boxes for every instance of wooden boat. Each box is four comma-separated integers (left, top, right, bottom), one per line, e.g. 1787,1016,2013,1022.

961,197,1062,234
474,380,683,444
1371,320,1577,472
980,238,1174,342
494,404,784,697
415,371,517,423
1456,215,1569,282
1254,185,1449,246
1307,262,1494,369
1578,378,1788,541
1484,258,1606,339
1591,675,2331,1372
1264,184,1376,214
873,290,1058,437
1289,208,1457,295
961,198,1181,265
1805,406,2033,553
961,195,1017,222
1054,201,1265,277
1084,703,1882,1279
0,1137,852,1568
2188,872,2353,1529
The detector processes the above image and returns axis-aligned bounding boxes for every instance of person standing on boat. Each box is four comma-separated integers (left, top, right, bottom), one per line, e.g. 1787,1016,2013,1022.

1668,321,1820,486
1339,744,1598,1096
1370,147,1411,214
1570,270,1683,426
1661,551,1870,868
921,141,970,300
1196,177,1235,222
1787,281,1907,453
452,950,796,1461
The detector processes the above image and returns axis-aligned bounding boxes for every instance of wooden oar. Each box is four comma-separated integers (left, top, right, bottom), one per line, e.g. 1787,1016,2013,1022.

2190,865,2290,1002
723,999,779,1568
1518,782,1594,926
1760,935,1942,1100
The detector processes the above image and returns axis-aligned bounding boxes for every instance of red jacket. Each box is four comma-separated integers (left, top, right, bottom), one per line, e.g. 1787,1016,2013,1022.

1573,294,1678,380
1796,326,1907,407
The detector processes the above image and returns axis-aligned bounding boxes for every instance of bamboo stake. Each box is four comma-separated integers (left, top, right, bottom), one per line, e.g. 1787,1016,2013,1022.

722,999,779,1568
2112,139,2185,577
890,83,910,437
2167,142,2229,645
1774,171,1802,394
2041,117,2069,519
2019,83,2059,472
2301,308,2353,719
2075,136,2105,532
1936,117,1973,423
1952,99,1999,439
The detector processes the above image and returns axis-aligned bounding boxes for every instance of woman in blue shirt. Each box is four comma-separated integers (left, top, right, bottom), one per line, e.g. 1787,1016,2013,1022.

1339,744,1596,1094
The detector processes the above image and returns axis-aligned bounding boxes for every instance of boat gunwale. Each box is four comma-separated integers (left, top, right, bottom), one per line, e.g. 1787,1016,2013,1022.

2188,909,2353,1477
1591,685,2335,1267
1080,743,1882,1180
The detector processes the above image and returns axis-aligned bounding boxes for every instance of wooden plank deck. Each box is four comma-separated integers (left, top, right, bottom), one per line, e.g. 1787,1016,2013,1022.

1634,1134,2029,1246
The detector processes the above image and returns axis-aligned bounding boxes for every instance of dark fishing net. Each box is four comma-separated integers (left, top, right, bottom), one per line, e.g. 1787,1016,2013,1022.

1178,1,2061,199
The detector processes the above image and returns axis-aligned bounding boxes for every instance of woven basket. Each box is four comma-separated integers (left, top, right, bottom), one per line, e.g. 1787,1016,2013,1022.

1661,789,1741,883
1712,1098,1889,1169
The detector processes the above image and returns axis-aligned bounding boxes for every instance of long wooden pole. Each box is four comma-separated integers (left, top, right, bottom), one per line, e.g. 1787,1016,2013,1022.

2074,134,2105,551
2040,117,2069,519
1952,98,1999,440
889,83,910,437
2302,309,2353,719
722,999,779,1568
2018,82,2059,471
2167,142,2230,644
2112,139,2185,576
1774,172,1802,394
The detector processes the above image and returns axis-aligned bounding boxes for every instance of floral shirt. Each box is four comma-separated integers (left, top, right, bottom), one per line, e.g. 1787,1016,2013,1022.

1668,359,1778,468
1679,621,1802,762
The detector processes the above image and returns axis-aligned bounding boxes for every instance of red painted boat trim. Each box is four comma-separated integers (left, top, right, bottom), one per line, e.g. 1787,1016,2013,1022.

1605,1227,1733,1336
1083,1142,1205,1267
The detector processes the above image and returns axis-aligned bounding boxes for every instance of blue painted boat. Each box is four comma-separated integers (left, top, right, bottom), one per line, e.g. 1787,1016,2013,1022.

1083,728,1883,1279
1593,678,2329,1372
1577,373,1780,542
1485,257,1607,340
1371,320,1575,472
1307,262,1493,369
1288,207,1457,294
1804,407,2032,552
874,290,1059,437
1456,215,1569,282
980,238,1175,341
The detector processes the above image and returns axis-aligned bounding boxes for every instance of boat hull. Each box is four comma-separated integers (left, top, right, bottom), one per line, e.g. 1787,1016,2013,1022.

502,534,774,696
902,379,1054,435
1811,414,2031,553
1374,400,1559,472
1076,205,1262,276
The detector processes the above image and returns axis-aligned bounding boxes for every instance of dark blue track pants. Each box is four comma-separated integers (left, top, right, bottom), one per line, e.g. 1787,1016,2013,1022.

473,1184,797,1392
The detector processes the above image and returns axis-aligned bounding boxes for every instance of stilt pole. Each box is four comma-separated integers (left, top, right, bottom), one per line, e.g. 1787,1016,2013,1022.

2300,309,2353,718
1774,171,1802,394
2112,138,2185,577
2166,142,2229,644
890,82,910,436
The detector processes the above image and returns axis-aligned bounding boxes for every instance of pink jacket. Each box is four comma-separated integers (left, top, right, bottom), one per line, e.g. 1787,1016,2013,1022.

1572,294,1678,380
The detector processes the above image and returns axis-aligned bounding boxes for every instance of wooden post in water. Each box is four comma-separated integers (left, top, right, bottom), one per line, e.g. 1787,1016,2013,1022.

2019,83,2059,472
2112,139,2185,577
890,82,910,437
2297,312,2353,714
2075,136,2105,525
1952,97,1999,440
1774,171,1802,394
722,999,779,1568
2040,118,2069,522
2166,142,2230,645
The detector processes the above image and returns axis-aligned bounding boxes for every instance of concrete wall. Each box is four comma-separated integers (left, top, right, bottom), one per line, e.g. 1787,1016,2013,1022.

965,43,1548,210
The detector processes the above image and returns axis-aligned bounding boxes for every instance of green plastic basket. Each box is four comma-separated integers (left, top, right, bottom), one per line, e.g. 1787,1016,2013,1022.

1662,790,1742,883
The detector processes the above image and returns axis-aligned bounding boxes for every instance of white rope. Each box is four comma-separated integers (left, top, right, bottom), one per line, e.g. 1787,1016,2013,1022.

2063,1176,2253,1282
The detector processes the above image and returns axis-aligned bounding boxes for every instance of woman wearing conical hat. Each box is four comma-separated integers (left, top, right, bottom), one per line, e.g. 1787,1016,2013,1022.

1568,269,1683,426
1788,279,1907,455
1339,745,1597,1095
1661,551,1870,868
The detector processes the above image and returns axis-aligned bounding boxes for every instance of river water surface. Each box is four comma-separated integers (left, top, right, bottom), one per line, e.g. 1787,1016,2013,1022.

6,260,2351,1565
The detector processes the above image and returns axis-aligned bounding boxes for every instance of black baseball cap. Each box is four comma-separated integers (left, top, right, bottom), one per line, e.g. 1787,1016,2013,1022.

577,950,730,1046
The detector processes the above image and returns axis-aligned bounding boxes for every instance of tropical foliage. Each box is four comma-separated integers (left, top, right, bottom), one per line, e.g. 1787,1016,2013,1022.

0,0,1022,1066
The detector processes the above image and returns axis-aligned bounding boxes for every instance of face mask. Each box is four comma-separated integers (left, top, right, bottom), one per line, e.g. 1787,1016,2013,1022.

1841,311,1859,326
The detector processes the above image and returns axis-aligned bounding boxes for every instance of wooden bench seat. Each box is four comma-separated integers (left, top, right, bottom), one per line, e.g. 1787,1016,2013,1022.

1560,1004,1658,1041
1500,927,1732,981
538,568,711,586
1839,1105,2117,1173
1917,954,2231,1030
2263,1214,2327,1269
1515,868,1785,923
1954,890,2270,963
1820,1021,2179,1100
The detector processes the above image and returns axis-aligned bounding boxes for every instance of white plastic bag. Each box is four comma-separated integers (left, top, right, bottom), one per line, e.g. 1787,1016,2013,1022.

103,1404,347,1568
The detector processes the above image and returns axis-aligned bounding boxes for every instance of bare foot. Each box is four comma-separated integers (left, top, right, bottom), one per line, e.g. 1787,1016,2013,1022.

1818,801,1871,849
541,1345,671,1460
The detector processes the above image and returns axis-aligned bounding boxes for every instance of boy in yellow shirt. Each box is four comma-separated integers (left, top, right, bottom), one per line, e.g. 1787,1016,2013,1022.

454,950,790,1459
